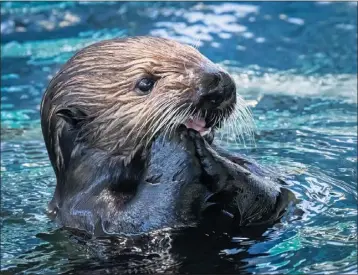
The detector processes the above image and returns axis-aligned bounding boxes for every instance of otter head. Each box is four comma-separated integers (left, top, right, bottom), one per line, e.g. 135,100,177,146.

41,36,252,176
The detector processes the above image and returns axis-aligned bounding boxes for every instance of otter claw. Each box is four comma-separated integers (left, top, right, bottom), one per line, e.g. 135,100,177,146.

204,130,215,144
190,131,211,161
187,130,208,156
187,129,201,140
179,129,189,141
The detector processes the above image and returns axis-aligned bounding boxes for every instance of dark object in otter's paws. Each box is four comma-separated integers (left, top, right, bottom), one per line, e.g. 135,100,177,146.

49,126,214,235
188,130,296,228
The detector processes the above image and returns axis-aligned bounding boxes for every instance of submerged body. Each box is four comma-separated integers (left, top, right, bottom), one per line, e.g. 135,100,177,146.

50,128,294,235
41,36,295,235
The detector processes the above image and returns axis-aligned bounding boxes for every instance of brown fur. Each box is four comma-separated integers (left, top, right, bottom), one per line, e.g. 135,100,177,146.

41,37,224,173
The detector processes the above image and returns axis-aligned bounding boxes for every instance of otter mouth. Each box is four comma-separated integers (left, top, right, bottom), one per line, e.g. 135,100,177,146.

182,104,234,137
183,116,212,137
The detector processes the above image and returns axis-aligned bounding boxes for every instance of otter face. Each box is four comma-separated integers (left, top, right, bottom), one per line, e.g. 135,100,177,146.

121,38,238,139
42,36,252,158
41,36,262,235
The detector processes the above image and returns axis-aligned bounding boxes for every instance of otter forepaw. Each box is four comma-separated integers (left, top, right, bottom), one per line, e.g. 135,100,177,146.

187,128,202,140
204,130,215,144
188,130,222,177
188,130,208,158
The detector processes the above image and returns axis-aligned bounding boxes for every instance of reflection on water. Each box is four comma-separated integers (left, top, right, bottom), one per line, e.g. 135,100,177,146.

1,1,357,274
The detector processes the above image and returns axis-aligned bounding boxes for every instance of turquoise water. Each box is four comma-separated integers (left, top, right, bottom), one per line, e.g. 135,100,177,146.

1,1,357,274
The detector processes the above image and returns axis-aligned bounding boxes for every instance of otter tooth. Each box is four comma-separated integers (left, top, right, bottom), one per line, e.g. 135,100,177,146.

201,128,212,137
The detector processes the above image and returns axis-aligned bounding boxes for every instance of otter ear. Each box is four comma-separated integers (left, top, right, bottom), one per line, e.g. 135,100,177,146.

56,107,87,127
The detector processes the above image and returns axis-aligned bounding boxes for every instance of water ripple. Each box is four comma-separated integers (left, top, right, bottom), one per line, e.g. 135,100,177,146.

1,1,357,274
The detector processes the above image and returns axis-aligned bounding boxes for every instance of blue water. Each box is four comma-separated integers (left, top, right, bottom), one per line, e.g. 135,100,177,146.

1,1,357,274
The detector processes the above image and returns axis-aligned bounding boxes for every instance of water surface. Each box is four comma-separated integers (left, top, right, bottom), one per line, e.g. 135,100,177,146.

1,1,357,274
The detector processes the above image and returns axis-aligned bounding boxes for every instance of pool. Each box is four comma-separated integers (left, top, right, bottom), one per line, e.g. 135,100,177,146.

1,1,357,274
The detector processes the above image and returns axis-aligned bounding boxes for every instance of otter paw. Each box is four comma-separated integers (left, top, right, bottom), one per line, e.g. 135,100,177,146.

179,127,189,141
188,130,221,177
188,130,209,158
187,129,202,139
204,130,215,144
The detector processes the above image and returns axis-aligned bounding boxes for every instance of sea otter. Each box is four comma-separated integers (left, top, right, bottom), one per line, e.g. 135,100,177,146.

40,36,295,235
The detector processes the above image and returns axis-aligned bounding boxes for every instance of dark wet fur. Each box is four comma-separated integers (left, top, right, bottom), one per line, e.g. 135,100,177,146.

48,109,295,235
48,117,206,234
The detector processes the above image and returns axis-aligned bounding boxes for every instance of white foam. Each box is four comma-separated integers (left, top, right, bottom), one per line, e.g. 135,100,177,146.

226,67,357,104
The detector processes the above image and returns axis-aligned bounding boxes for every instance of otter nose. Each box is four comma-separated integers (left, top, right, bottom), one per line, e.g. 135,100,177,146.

198,71,236,108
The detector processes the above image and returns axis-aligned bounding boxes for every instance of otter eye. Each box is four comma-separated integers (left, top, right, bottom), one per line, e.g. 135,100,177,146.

136,78,155,94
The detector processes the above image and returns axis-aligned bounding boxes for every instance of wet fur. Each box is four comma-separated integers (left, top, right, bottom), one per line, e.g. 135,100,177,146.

41,37,212,163
41,36,294,235
53,129,208,235
40,37,223,221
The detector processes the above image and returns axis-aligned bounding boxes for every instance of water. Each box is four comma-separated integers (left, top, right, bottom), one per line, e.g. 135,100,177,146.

1,1,357,274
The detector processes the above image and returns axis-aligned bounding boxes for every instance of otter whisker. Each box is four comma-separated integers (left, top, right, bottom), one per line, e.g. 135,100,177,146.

192,38,201,50
121,96,171,147
170,105,193,138
147,101,176,133
143,103,179,147
227,108,245,146
222,109,230,145
145,101,194,149
133,98,169,134
146,110,176,147
165,106,194,143
167,108,187,138
134,105,173,146
161,107,183,143
222,96,256,148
